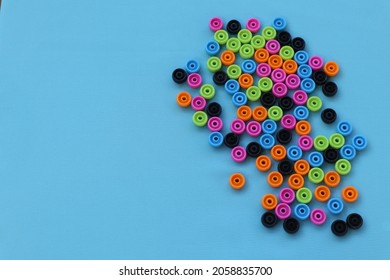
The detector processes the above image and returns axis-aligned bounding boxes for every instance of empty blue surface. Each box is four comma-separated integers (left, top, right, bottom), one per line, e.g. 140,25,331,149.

0,0,389,259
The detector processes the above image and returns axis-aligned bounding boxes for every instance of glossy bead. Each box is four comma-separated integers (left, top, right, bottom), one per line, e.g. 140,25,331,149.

294,51,309,65
229,172,245,189
259,134,275,149
266,39,281,54
292,90,308,106
323,148,339,163
346,213,363,230
270,145,287,161
279,188,295,204
298,135,313,151
312,70,328,85
261,211,278,228
237,105,252,121
294,204,310,220
267,171,284,188
295,120,311,135
172,68,187,84
206,41,220,56
306,96,322,112
238,29,252,44
308,151,324,167
291,37,305,51
276,31,291,46
276,129,292,145
191,96,207,111
314,185,331,202
187,73,202,88
230,119,246,134
241,59,256,74
288,173,304,190
221,50,236,66
214,29,229,45
246,121,262,137
278,160,294,176
246,142,262,157
272,17,286,31
226,37,242,53
287,145,302,161
279,45,294,60
327,198,344,215
268,106,283,121
260,93,276,108
232,92,248,107
261,193,278,210
252,106,268,121
251,35,266,50
296,187,312,204
281,114,296,130
268,54,283,69
297,64,312,79
206,102,222,117
262,26,277,40
224,132,239,148
293,106,309,120
213,70,228,86
224,79,240,94
239,44,255,59
207,57,222,72
200,84,216,100
314,136,329,152
322,81,338,97
294,159,310,176
227,19,241,34
329,133,345,149
324,61,339,77
321,108,337,124
258,77,273,92
246,86,261,102
271,68,286,83
337,121,352,136
340,145,356,160
285,74,300,90
324,171,340,188
186,59,200,73
335,159,352,175
278,96,294,111
208,132,224,148
352,135,368,151
227,64,242,79
331,220,348,237
283,59,298,74
231,146,247,162
256,63,272,78
262,119,277,134
310,208,326,225
209,17,223,32
207,117,223,132
176,92,192,108
192,111,208,127
275,203,291,219
254,48,269,63
308,167,324,184
342,186,359,203
300,78,315,93
256,155,272,172
272,82,288,98
283,218,300,234
308,56,324,70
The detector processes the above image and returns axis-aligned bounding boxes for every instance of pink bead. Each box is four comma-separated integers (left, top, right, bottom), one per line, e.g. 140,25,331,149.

292,90,308,105
285,74,301,90
308,56,324,70
310,208,326,225
231,146,247,162
246,18,261,33
191,96,206,111
271,68,286,83
279,188,295,204
207,117,223,132
209,17,223,32
272,82,288,97
265,39,281,54
187,73,202,88
298,135,313,151
281,114,296,130
275,203,291,220
246,121,262,137
256,63,271,77
230,119,246,134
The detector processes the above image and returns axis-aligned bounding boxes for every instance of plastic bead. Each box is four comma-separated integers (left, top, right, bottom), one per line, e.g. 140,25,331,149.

308,151,324,167
232,92,248,107
226,37,241,53
253,106,268,121
331,220,348,237
259,134,275,149
214,29,229,45
300,78,316,93
324,171,340,188
187,73,202,88
237,29,252,44
293,106,309,120
292,90,308,106
262,26,277,40
261,211,279,228
271,68,286,82
279,188,295,204
226,19,241,34
207,117,223,132
308,56,324,70
323,148,339,163
324,61,339,77
209,17,223,32
340,145,356,160
241,59,256,74
322,81,338,97
239,44,255,59
268,55,283,69
272,82,288,98
256,63,272,78
238,73,254,89
206,41,220,56
221,50,236,66
310,208,326,225
231,146,247,162
294,204,310,220
352,135,368,151
191,96,207,111
246,142,262,158
258,77,273,92
176,92,192,108
213,70,228,86
207,57,222,72
271,145,287,161
186,60,200,73
272,17,286,31
206,102,222,117
337,121,352,136
282,60,298,74
295,120,311,135
172,68,187,84
200,84,216,100
268,106,283,121
246,121,262,137
275,203,291,220
251,35,266,50
227,64,242,79
246,86,261,102
297,64,312,79
208,132,224,148
314,135,329,152
265,39,281,54
285,74,300,90
276,129,292,145
321,108,337,124
294,159,310,176
278,96,294,111
287,145,303,161
308,167,324,184
261,193,278,210
254,49,269,63
294,51,309,65
312,70,328,85
335,159,352,175
230,119,246,134
276,31,291,46
296,187,313,204
224,132,239,148
237,105,252,121
288,173,304,190
281,114,296,130
327,198,344,215
278,160,294,176
346,213,363,230
342,186,358,203
298,135,313,151
279,46,294,60
262,119,277,134
260,93,276,108
314,185,331,202
291,37,305,51
306,96,322,112
256,155,272,172
229,172,245,190
225,79,240,94
329,133,345,149
192,111,208,127
283,218,300,234
267,171,284,188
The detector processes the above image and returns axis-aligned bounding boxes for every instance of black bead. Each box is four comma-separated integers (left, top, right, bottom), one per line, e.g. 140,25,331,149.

260,92,276,108
331,220,348,237
206,102,222,117
278,160,294,176
261,211,278,228
322,81,338,97
224,133,239,148
276,129,292,145
213,70,228,86
246,142,262,158
346,213,363,230
276,31,291,46
278,96,294,112
172,68,187,84
227,19,241,35
321,108,337,124
291,37,305,51
283,218,300,234
312,70,328,85
323,148,339,164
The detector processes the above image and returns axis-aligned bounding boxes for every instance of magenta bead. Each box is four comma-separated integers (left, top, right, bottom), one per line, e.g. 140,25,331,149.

279,188,295,204
191,96,206,111
187,73,202,88
292,90,308,105
308,56,324,70
310,208,326,225
285,74,301,90
209,17,223,32
298,135,313,151
265,39,281,55
271,68,286,83
281,114,296,130
246,121,262,137
275,203,291,220
231,146,247,162
256,63,271,77
272,82,288,97
230,119,246,134
207,117,223,132
246,18,261,33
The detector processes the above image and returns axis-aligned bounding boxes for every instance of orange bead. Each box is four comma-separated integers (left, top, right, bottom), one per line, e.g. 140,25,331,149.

342,186,358,203
288,173,304,190
294,159,310,176
295,120,311,135
256,155,272,172
267,171,283,188
254,48,269,63
220,50,235,66
323,61,339,77
268,55,283,69
314,185,331,202
270,145,286,161
252,106,268,122
237,105,252,121
229,173,245,190
238,73,254,89
176,92,192,107
261,194,278,210
324,171,341,188
282,59,298,74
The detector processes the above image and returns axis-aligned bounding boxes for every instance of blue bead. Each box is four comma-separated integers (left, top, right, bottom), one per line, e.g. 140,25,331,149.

352,135,367,151
259,134,275,149
241,59,256,74
307,151,324,167
272,17,287,31
297,64,312,79
294,51,309,65
185,59,200,73
327,198,344,215
232,92,247,107
287,145,303,161
337,121,353,136
300,78,316,93
294,204,311,220
340,145,356,160
225,79,240,94
262,119,277,134
208,132,223,148
293,106,309,120
206,41,220,56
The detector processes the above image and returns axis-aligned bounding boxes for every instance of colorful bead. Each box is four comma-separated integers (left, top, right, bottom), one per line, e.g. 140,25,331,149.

232,92,247,107
298,135,313,151
221,50,236,66
329,133,345,149
237,29,252,43
310,208,326,225
279,188,295,204
308,167,324,184
259,134,275,149
331,220,348,237
187,73,202,88
268,55,283,69
254,48,269,63
209,132,224,148
258,77,273,92
306,96,322,112
340,145,356,160
308,55,324,70
324,61,339,77
227,64,241,79
226,37,241,52
314,135,329,151
287,145,303,161
230,119,246,134
256,63,272,77
238,73,254,88
262,119,277,134
300,78,316,93
246,18,261,33
296,187,313,204
239,44,255,59
314,185,331,202
327,198,344,215
324,171,340,188
237,105,252,121
297,64,312,79
279,45,294,60
282,59,298,75
172,68,187,84
271,68,287,83
275,203,291,219
206,41,220,55
285,74,300,89
267,171,284,188
191,96,207,111
262,26,277,40
295,120,311,135
209,17,223,32
294,204,310,220
293,105,309,120
292,90,308,106
207,57,222,72
281,114,296,130
241,59,256,74
272,82,288,97
207,117,223,132
200,84,216,99
272,17,286,31
251,35,266,50
192,111,208,127
229,172,245,190
253,106,268,121
352,135,367,151
342,186,359,203
186,60,200,73
270,145,287,161
214,29,229,45
294,159,310,176
337,121,353,136
267,106,283,121
261,193,278,210
288,173,304,190
246,86,261,102
265,39,281,54
224,79,239,94
294,51,309,65
231,146,247,162
308,151,324,167
246,121,262,137
256,155,272,172
176,92,192,108
335,159,352,175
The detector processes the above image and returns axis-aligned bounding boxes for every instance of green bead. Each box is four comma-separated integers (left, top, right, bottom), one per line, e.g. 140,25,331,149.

308,167,324,184
306,96,322,112
192,111,208,127
268,106,283,121
279,46,294,60
329,133,345,149
200,84,215,99
207,57,222,72
237,29,252,43
239,44,255,59
227,64,242,79
246,86,261,102
226,38,241,53
296,188,313,204
214,30,229,45
258,77,273,92
251,35,266,49
262,26,277,40
314,135,329,151
335,159,352,175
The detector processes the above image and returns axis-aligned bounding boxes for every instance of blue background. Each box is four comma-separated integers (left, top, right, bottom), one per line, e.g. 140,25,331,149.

0,0,389,259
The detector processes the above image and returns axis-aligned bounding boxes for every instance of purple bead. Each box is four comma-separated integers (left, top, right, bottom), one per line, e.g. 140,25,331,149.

279,188,295,204
246,121,262,137
271,68,286,83
187,73,202,88
292,90,308,105
298,135,313,151
272,82,288,98
310,208,326,225
308,56,324,70
207,117,223,132
256,63,271,77
231,146,247,162
285,74,301,90
281,114,296,130
275,203,291,219
230,119,246,134
265,39,281,54
191,96,206,111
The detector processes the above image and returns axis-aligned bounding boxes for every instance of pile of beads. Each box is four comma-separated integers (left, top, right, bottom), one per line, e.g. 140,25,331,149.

172,17,367,237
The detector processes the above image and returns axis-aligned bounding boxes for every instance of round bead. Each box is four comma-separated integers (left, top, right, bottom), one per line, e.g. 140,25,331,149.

314,185,331,202
329,133,345,149
340,145,356,160
246,142,262,157
256,155,272,172
187,73,202,88
268,106,283,121
261,211,278,228
278,160,294,176
176,92,192,108
246,121,262,137
288,173,304,190
271,68,286,82
314,135,329,151
322,81,338,97
268,54,283,69
308,56,324,70
172,68,187,84
331,220,348,237
192,111,208,127
306,96,322,112
230,119,246,134
213,70,228,85
259,134,275,149
291,37,305,51
241,59,256,74
280,114,296,130
221,50,236,66
237,105,252,121
239,44,255,59
246,86,261,102
276,129,292,145
312,70,328,85
206,41,220,56
224,79,240,94
337,121,352,136
279,188,295,204
191,96,207,111
209,17,223,32
226,19,241,34
272,82,288,97
294,51,309,65
261,193,278,210
321,108,337,124
300,78,316,93
283,60,298,74
267,171,284,188
186,59,200,73
323,148,339,163
283,218,300,234
298,135,313,151
292,90,308,106
296,187,313,204
262,119,277,134
224,133,239,148
214,29,229,45
324,171,340,188
335,159,352,175
227,64,241,79
231,146,247,162
293,106,309,120
258,77,273,92
278,96,294,111
297,64,312,79
253,106,268,121
200,84,216,99
246,18,261,33
352,135,367,151
272,17,286,31
226,37,241,52
229,172,245,190
275,203,291,219
206,102,222,117
285,74,300,89
237,29,252,43
276,31,291,46
251,35,266,50
324,61,339,77
265,39,281,54
327,198,344,215
294,204,311,220
279,45,294,60
294,159,310,176
271,145,287,161
207,57,222,72
262,26,277,40
310,208,326,225
346,213,363,230
256,63,272,77
207,117,223,132
308,167,324,184
232,92,247,107
208,132,224,148
308,151,324,167
342,186,359,203
287,145,302,161
255,49,270,63
295,120,311,135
